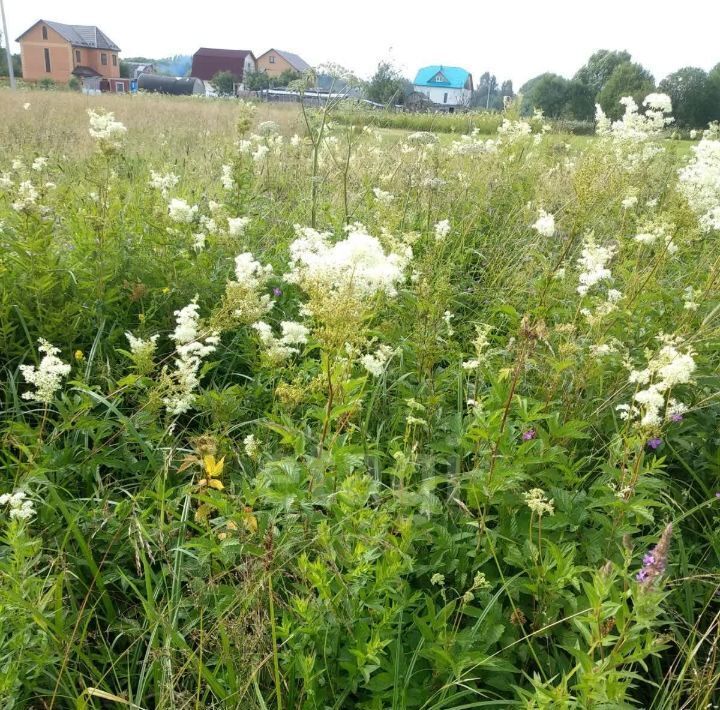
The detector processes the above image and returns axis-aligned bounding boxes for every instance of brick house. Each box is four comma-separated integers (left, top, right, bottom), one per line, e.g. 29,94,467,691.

16,19,121,84
191,48,256,84
255,49,311,79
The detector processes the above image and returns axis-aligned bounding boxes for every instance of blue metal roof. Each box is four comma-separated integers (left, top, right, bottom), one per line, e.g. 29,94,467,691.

413,65,471,89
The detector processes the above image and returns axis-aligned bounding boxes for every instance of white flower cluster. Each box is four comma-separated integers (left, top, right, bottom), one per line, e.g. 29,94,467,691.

524,488,554,517
252,320,309,361
285,224,410,300
220,164,235,191
0,490,35,521
595,94,673,142
168,198,198,224
32,157,48,172
11,180,39,212
19,339,71,403
244,433,260,458
407,131,439,145
126,332,159,360
678,134,720,232
633,220,678,253
228,216,250,236
372,187,394,205
618,334,696,428
497,118,533,143
149,170,179,197
462,324,493,370
164,300,219,415
434,219,451,242
448,133,498,156
87,109,127,149
237,130,284,164
360,344,395,376
532,209,555,237
576,236,616,296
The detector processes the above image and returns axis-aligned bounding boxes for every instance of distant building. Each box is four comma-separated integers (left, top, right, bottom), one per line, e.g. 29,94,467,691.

137,74,205,96
413,65,473,110
16,19,121,84
256,49,311,78
191,48,256,84
124,61,155,79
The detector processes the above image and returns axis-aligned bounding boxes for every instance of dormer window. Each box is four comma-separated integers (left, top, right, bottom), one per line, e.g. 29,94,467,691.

42,25,48,40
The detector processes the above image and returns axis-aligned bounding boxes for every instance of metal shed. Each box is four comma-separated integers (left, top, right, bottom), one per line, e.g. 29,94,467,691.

137,73,205,95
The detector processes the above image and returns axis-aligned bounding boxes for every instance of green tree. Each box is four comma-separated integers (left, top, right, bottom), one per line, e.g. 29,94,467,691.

659,67,716,128
521,73,570,118
564,79,595,120
0,31,21,78
365,61,408,105
597,61,654,119
709,63,720,125
245,71,270,91
210,70,237,96
574,49,632,96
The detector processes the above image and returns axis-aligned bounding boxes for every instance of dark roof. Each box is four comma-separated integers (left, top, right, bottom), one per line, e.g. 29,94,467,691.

138,73,205,96
72,65,102,78
259,48,311,73
191,47,255,81
17,19,121,51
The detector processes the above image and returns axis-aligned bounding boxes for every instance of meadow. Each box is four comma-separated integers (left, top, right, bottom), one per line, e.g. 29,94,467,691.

0,88,719,709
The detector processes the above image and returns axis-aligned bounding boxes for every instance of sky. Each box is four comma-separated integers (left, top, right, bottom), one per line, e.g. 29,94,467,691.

4,0,720,88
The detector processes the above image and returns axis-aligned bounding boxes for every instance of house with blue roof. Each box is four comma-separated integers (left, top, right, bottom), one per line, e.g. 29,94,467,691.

413,65,473,110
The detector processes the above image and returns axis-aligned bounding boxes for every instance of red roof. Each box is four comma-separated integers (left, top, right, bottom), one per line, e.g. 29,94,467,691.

191,47,255,81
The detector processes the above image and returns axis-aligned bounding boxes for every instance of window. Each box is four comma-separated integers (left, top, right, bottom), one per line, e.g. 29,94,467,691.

112,55,117,67
269,55,275,64
443,92,448,104
75,49,81,63
44,48,51,73
42,25,48,40
115,81,125,93
101,53,108,66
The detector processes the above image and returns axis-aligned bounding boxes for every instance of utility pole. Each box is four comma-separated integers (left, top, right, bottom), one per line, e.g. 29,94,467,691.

0,0,16,90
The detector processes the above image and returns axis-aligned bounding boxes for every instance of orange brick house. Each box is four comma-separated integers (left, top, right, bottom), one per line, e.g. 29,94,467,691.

255,49,311,79
16,20,121,84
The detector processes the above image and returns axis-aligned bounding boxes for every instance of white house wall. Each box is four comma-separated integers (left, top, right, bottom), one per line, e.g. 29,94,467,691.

414,85,471,106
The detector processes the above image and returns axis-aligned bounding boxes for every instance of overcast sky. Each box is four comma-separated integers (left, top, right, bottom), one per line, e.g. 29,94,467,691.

5,0,720,87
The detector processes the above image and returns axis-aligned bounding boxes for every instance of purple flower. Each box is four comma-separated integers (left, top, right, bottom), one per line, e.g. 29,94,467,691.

522,429,536,441
273,287,283,297
670,413,683,423
635,524,672,588
647,437,662,450
715,492,720,499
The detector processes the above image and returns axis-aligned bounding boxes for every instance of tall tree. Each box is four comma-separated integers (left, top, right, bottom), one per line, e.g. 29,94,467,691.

365,61,408,105
574,49,632,96
597,62,655,119
705,63,720,125
659,67,716,128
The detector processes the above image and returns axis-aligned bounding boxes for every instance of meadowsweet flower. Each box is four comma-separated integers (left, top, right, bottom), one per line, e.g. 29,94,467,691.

285,224,410,300
163,299,219,415
192,233,206,251
168,198,198,224
430,573,445,586
220,164,235,190
532,209,555,237
87,109,127,150
227,216,250,236
678,134,720,232
19,339,71,403
252,320,308,361
523,488,554,517
149,170,179,196
252,144,269,162
372,187,394,205
576,236,616,296
361,344,394,376
244,433,260,459
23,102,30,110
683,286,699,311
621,194,639,209
0,490,35,521
11,180,38,212
31,157,48,171
434,219,451,241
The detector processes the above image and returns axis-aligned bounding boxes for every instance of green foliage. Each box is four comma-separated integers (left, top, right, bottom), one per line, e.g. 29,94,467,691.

574,49,632,96
0,88,719,709
598,61,655,119
365,61,410,105
659,67,719,128
211,70,237,96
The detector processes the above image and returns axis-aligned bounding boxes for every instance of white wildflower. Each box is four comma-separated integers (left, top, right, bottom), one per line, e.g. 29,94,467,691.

576,236,616,296
434,219,451,242
149,170,179,196
361,344,394,377
227,216,250,236
168,198,198,224
524,488,554,517
31,157,48,172
19,339,71,403
87,109,127,149
372,187,394,205
243,433,260,459
221,164,235,190
532,209,555,237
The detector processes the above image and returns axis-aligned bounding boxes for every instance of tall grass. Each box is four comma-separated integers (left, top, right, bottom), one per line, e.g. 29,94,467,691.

0,87,719,709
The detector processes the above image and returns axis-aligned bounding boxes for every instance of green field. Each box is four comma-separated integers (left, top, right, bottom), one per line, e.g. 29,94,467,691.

1,88,719,708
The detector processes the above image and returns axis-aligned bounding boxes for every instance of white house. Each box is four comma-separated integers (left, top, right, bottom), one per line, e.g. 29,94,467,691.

413,65,473,109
